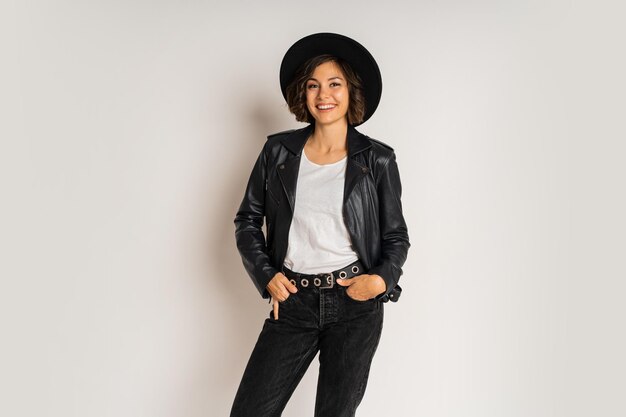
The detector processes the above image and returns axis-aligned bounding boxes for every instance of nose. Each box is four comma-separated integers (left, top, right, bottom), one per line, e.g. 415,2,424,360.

317,84,330,99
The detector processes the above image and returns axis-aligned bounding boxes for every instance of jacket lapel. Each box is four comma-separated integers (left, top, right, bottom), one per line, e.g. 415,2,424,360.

277,125,312,211
277,124,372,211
344,125,372,204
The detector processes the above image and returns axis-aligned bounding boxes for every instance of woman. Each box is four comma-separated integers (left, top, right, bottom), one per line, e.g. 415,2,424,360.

231,33,410,417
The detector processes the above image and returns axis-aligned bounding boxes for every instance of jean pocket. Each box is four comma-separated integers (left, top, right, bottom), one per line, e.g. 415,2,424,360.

280,293,297,305
341,286,374,304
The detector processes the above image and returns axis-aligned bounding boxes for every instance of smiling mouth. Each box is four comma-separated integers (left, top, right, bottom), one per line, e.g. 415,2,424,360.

316,104,336,110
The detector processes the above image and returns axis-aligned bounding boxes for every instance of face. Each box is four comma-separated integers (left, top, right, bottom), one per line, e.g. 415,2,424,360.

305,60,350,126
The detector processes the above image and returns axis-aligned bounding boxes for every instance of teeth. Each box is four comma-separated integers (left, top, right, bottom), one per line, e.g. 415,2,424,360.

317,104,335,110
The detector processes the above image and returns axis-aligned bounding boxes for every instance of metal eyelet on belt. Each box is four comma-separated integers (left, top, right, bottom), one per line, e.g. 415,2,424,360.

351,265,360,273
301,278,309,287
338,271,347,279
313,277,321,286
326,275,333,284
289,279,296,286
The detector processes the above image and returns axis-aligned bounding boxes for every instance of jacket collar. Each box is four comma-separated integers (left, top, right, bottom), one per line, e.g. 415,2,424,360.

277,123,372,211
280,124,372,157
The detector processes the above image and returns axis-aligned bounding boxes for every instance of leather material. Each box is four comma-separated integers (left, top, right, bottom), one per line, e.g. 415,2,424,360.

234,123,410,302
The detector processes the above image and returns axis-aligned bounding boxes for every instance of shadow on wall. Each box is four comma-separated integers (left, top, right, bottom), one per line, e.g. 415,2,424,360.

199,93,297,414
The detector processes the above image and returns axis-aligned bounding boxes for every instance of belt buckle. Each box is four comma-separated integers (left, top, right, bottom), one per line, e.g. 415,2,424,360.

317,272,334,289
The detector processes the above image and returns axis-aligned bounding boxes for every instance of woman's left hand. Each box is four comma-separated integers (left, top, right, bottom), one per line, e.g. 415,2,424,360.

336,274,386,301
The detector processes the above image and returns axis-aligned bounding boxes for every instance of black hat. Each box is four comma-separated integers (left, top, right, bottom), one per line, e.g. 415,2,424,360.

279,32,382,126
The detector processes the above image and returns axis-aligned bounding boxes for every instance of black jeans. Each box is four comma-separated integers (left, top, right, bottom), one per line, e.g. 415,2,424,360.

230,272,384,417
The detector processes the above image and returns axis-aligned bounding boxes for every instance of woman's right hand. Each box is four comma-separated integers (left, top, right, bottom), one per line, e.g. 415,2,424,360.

266,272,298,320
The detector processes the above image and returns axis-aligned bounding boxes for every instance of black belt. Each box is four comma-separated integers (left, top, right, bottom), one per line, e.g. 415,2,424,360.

282,259,365,289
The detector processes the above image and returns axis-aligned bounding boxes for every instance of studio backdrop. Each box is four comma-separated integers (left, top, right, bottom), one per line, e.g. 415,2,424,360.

2,1,624,417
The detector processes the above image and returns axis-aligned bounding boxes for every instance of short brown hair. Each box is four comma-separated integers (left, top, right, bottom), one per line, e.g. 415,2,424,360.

285,54,366,125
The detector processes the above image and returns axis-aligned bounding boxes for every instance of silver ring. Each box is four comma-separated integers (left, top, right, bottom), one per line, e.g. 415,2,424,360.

352,265,360,273
326,275,333,284
339,271,347,279
301,278,309,287
314,277,321,286
290,279,296,286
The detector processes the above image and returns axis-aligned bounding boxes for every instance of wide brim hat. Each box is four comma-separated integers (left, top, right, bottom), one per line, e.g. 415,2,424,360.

279,32,382,126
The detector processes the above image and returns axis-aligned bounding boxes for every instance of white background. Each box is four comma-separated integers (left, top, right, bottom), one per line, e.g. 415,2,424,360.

2,1,625,416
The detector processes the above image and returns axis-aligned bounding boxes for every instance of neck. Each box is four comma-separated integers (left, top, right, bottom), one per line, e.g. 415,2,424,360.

309,120,349,152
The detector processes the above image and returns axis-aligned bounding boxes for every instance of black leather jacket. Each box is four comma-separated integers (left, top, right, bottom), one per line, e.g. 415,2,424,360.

234,124,410,302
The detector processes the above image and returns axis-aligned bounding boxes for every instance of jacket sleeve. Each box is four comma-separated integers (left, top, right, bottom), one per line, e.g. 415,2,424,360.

233,142,279,300
369,152,411,302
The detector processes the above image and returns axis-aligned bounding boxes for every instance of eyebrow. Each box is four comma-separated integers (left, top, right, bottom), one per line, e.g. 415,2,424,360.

307,76,344,82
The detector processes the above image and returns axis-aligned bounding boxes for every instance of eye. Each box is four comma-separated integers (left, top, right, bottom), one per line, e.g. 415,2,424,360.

307,83,318,89
330,82,341,87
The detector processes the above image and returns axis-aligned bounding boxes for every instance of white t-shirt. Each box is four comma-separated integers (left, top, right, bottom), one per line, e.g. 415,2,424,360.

282,149,359,274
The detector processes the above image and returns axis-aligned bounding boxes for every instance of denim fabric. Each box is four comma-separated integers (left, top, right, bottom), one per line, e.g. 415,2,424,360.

230,280,384,417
